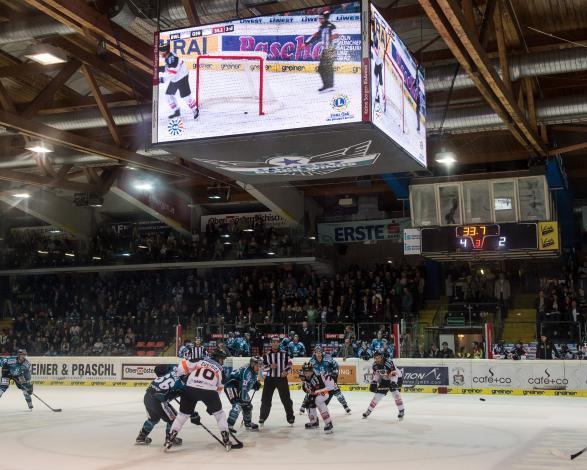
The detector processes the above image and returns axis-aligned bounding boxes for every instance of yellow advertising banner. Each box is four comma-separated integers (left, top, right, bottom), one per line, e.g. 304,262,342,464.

286,364,356,384
538,221,559,251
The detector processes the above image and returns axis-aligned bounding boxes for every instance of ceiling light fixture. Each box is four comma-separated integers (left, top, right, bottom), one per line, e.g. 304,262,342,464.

134,182,153,191
435,148,457,165
65,252,75,257
25,140,54,153
25,44,67,65
12,193,31,199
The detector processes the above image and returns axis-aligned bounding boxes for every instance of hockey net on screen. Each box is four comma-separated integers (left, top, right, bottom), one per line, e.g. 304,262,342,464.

383,52,406,134
195,52,276,116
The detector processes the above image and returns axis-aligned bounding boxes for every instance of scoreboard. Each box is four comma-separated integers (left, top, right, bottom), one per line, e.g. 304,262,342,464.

420,222,558,259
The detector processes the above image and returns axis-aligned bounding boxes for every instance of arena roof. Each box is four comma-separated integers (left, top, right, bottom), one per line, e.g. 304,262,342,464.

0,0,585,230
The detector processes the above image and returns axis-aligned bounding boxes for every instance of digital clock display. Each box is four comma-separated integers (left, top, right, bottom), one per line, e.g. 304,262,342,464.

420,223,539,254
455,224,504,250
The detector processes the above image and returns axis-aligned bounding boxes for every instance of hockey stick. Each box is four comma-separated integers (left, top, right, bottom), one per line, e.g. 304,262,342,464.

551,445,587,461
239,390,257,429
32,392,62,412
173,398,243,450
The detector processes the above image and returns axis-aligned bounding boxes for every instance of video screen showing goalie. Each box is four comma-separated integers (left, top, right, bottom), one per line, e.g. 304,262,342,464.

370,4,427,167
152,2,362,144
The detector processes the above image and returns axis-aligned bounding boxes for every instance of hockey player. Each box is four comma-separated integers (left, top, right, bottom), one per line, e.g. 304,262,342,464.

300,363,334,433
158,42,199,120
233,333,251,357
357,341,373,360
304,11,339,92
311,347,350,413
370,331,386,353
224,356,262,432
280,331,295,351
226,332,237,355
0,349,33,410
362,351,404,421
166,350,233,451
370,24,384,113
287,334,306,357
135,364,191,446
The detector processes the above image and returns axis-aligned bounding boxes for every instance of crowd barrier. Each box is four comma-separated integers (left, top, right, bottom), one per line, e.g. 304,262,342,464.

25,356,587,398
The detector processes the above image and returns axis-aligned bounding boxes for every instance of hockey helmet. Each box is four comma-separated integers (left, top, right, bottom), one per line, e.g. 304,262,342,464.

154,364,172,377
320,10,331,20
301,362,314,376
210,349,227,363
250,356,263,368
159,42,170,54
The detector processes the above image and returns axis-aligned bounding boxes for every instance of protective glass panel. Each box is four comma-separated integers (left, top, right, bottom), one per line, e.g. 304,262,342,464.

493,181,517,222
411,185,438,226
518,177,547,221
438,185,461,225
463,181,491,223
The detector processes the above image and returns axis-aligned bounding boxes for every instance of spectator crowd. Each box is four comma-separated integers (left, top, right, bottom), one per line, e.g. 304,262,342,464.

1,261,426,357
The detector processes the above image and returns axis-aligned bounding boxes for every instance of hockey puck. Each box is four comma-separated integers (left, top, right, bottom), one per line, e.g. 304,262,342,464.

479,398,486,402
244,111,248,114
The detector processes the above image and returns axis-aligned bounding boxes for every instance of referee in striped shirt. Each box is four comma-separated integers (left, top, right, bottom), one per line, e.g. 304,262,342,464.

183,338,208,361
259,337,295,426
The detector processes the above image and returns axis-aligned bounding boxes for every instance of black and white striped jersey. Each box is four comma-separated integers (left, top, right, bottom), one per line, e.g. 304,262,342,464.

263,350,292,378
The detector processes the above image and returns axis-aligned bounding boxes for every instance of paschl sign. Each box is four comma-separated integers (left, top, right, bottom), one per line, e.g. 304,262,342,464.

317,219,402,244
200,211,292,231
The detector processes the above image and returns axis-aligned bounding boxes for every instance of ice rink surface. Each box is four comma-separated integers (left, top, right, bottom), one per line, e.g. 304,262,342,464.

2,387,587,470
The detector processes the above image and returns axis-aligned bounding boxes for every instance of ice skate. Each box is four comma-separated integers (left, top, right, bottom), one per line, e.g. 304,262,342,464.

166,434,182,446
135,430,152,445
168,109,180,119
164,430,178,451
305,421,319,430
398,409,404,421
299,407,306,415
362,410,370,419
245,422,259,431
344,406,351,414
324,422,333,434
221,430,231,452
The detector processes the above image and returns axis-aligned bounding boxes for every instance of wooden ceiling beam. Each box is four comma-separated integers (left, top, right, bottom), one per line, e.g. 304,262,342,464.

180,0,200,25
420,0,546,155
49,37,150,97
0,108,203,179
548,141,587,156
551,125,587,134
23,0,151,73
28,93,139,115
0,62,63,78
21,60,81,119
81,64,123,147
0,167,100,192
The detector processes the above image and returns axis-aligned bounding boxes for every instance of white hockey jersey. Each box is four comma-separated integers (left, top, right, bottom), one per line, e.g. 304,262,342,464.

178,358,223,392
161,53,189,83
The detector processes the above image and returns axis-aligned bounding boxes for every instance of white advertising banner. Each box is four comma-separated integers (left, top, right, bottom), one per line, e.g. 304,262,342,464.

200,211,293,231
22,356,587,397
403,228,421,255
317,218,407,244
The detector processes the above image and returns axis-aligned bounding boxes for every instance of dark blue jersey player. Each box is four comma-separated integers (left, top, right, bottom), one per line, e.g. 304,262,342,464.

224,357,262,432
1,349,33,410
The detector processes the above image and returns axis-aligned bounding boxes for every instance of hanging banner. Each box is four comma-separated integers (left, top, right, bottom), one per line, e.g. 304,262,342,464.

403,228,421,255
538,221,559,251
200,211,293,231
317,218,408,244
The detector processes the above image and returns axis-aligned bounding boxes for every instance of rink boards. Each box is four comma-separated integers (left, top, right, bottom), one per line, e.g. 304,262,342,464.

21,356,587,398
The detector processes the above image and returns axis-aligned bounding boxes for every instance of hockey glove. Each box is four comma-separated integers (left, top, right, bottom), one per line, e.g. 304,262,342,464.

190,412,201,425
253,381,261,391
24,382,33,394
369,383,378,393
159,77,165,85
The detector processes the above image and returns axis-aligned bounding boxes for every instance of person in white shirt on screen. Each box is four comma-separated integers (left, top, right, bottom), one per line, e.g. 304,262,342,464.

158,42,199,120
370,29,384,113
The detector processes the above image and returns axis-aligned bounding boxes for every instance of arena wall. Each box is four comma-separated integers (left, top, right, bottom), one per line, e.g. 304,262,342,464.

25,356,587,397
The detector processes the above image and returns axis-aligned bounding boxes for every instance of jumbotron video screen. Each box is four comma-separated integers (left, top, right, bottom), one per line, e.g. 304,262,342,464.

370,5,426,166
152,2,363,144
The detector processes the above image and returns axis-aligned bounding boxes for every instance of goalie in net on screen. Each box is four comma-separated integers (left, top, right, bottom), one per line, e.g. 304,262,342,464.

158,42,199,120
